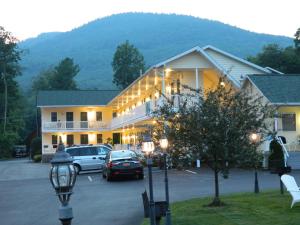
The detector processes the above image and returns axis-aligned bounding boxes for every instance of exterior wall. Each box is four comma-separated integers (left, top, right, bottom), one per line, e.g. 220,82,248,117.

41,131,113,154
205,49,268,85
277,106,300,146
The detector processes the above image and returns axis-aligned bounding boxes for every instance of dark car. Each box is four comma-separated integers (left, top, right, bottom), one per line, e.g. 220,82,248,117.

102,150,144,181
13,145,28,157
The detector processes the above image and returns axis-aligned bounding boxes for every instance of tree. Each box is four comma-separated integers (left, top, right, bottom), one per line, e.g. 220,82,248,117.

49,57,79,90
294,27,300,50
112,40,145,89
31,68,54,93
248,28,300,74
153,82,274,206
0,26,24,158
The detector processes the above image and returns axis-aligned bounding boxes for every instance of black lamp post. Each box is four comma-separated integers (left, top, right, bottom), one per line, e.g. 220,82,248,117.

250,133,260,194
50,138,77,225
142,134,156,225
159,135,172,225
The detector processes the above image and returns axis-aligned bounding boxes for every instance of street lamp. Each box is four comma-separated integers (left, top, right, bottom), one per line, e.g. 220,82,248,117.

250,132,259,194
50,138,77,225
159,134,172,225
142,134,156,225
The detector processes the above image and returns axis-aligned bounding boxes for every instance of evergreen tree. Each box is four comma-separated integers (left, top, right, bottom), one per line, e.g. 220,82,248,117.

112,40,145,89
294,27,300,50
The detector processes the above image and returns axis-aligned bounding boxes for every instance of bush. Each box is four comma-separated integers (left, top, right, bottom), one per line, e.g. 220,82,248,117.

30,137,42,158
268,139,284,171
33,154,42,163
0,132,18,159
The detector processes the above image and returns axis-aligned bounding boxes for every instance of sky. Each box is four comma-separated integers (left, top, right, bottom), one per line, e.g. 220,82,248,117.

1,0,300,40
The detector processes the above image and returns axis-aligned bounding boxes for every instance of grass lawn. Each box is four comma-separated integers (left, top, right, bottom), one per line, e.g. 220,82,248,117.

142,191,300,225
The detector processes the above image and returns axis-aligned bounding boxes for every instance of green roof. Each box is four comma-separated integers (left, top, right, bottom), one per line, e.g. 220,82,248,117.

248,74,300,104
37,90,119,107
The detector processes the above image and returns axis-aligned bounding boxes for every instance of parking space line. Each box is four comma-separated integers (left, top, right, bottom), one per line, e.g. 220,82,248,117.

185,170,197,174
88,176,93,182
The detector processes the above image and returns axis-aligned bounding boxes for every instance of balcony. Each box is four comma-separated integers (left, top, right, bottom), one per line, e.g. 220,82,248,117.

42,121,109,132
110,101,155,129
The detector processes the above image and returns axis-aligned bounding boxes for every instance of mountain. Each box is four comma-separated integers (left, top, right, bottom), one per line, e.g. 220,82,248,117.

19,13,293,89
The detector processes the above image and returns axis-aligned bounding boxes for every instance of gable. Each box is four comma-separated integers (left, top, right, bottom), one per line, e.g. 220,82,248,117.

165,51,214,69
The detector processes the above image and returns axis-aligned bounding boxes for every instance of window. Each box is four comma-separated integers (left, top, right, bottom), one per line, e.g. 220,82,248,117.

96,112,102,121
66,148,79,156
52,135,58,144
79,147,97,156
81,112,88,121
80,134,89,144
51,112,57,122
97,134,103,144
97,146,110,155
282,113,296,131
67,135,74,146
112,112,117,118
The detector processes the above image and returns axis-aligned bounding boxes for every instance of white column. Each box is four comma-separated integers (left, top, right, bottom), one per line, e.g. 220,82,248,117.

195,68,199,89
162,69,165,95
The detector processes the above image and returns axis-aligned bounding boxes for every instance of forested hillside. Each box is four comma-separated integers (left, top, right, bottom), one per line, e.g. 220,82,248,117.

19,13,292,89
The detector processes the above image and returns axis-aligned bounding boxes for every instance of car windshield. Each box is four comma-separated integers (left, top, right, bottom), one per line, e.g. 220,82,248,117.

111,151,138,160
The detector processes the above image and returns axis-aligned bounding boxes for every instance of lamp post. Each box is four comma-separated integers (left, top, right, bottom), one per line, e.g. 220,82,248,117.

49,138,77,225
250,133,259,194
142,134,156,225
159,135,172,225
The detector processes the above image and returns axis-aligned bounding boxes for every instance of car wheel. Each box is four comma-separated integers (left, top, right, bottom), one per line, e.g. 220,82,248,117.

74,164,81,175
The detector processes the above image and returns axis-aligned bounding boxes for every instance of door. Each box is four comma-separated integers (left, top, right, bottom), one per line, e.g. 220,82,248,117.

113,133,121,145
81,112,88,129
66,112,73,129
78,147,98,170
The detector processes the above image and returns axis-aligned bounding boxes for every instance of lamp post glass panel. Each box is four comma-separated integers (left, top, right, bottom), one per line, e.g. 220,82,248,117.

159,135,172,225
250,133,260,194
142,134,156,225
50,139,77,225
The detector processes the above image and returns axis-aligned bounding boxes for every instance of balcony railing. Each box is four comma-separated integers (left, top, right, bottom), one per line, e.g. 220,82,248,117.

42,121,108,131
110,101,155,129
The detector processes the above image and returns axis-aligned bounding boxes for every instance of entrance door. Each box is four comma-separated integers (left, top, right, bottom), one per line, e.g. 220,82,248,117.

81,112,88,129
66,112,73,129
113,133,121,145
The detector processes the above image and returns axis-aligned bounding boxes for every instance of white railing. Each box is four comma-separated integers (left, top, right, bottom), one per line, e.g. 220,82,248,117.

111,101,155,129
42,121,108,131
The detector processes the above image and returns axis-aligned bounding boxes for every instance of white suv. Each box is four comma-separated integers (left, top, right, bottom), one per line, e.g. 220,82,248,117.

65,145,111,174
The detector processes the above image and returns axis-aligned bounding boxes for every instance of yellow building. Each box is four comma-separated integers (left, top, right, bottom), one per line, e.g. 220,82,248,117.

38,45,273,161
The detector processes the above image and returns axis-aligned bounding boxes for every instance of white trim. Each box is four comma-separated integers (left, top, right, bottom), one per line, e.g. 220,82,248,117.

38,105,106,108
202,45,271,74
265,67,284,74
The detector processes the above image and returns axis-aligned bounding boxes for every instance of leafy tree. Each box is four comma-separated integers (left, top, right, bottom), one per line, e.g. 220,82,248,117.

31,68,54,93
112,40,145,89
49,57,79,90
153,82,274,206
248,28,300,74
0,26,24,158
295,27,300,50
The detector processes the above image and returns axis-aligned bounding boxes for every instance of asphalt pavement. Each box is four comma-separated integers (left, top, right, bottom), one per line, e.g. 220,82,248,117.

0,159,299,225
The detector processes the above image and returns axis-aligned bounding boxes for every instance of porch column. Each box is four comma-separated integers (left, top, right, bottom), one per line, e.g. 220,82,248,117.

162,69,165,95
195,68,199,89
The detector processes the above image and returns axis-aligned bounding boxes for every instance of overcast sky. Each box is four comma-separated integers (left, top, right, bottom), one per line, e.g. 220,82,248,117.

2,0,300,40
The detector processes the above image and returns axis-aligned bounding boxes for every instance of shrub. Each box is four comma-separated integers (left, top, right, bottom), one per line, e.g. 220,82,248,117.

268,139,284,171
30,137,42,158
33,154,42,163
0,132,18,159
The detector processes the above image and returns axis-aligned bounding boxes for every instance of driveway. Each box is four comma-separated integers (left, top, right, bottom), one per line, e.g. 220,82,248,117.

0,159,299,225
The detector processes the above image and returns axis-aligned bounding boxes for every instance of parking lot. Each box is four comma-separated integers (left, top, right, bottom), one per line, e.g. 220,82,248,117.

1,159,299,225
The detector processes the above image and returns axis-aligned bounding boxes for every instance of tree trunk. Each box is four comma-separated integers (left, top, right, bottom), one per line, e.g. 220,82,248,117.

3,71,7,134
211,168,222,205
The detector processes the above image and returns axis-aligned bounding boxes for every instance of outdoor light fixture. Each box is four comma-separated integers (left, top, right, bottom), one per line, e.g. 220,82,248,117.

220,81,226,87
50,138,77,225
249,132,259,194
142,134,156,225
159,134,172,225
